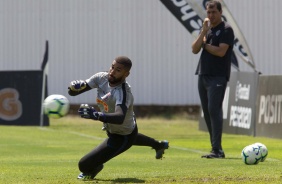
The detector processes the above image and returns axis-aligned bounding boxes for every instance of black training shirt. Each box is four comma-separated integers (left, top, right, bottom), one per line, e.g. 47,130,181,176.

195,21,234,81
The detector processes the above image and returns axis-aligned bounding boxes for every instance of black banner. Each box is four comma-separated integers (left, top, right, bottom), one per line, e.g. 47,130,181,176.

256,76,282,139
0,71,49,126
225,72,259,136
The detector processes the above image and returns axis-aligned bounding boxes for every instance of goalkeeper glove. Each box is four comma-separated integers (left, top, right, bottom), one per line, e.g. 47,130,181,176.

69,80,87,92
78,104,105,121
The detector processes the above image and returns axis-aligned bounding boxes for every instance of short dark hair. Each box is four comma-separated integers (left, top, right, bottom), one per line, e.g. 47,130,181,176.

206,0,222,12
115,56,132,71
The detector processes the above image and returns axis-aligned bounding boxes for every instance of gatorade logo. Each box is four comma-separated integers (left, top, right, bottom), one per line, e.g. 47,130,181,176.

0,88,22,121
235,81,250,102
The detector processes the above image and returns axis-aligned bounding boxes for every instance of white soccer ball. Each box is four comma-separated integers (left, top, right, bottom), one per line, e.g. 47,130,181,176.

253,142,268,162
43,94,70,119
241,144,261,165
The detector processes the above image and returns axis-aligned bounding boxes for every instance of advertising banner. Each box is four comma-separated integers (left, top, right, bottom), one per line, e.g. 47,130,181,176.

226,72,259,135
256,76,282,139
0,71,49,126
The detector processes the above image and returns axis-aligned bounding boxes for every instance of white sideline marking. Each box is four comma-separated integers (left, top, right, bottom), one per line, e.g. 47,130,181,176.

68,131,105,140
37,127,105,140
38,127,54,131
171,146,206,154
37,128,281,162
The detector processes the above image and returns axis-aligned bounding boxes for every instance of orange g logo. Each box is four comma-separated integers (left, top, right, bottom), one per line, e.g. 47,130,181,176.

96,98,109,112
0,88,22,121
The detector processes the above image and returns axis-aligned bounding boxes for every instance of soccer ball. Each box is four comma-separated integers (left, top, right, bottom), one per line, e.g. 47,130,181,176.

43,94,70,119
241,144,261,165
253,142,268,162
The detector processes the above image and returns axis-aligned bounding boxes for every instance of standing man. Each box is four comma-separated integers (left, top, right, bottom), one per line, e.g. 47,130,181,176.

191,0,234,158
68,56,169,180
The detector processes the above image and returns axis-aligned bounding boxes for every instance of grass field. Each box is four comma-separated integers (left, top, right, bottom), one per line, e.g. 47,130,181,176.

1,115,282,184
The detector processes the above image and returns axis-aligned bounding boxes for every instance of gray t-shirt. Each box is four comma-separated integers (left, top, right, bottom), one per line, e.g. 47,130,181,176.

86,72,136,135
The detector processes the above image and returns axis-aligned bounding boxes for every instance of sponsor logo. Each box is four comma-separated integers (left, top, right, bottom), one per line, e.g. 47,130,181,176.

235,81,250,101
258,95,282,124
229,105,252,129
96,98,109,112
0,88,22,121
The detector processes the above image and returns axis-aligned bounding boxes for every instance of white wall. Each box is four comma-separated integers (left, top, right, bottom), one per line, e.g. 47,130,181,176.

0,0,281,105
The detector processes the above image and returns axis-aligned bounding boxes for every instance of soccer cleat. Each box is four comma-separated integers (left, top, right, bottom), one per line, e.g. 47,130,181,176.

77,164,104,180
201,149,225,159
77,173,94,180
155,140,169,159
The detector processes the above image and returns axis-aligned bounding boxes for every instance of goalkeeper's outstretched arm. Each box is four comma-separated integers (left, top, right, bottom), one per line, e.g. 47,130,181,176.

68,80,91,96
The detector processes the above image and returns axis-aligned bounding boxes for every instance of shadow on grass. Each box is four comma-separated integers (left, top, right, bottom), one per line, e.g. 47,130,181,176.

96,177,145,183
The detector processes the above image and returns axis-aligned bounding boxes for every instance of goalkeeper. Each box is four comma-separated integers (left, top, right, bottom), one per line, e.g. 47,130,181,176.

68,56,169,180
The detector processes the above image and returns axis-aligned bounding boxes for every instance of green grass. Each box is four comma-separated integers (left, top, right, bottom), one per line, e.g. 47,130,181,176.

0,115,282,183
